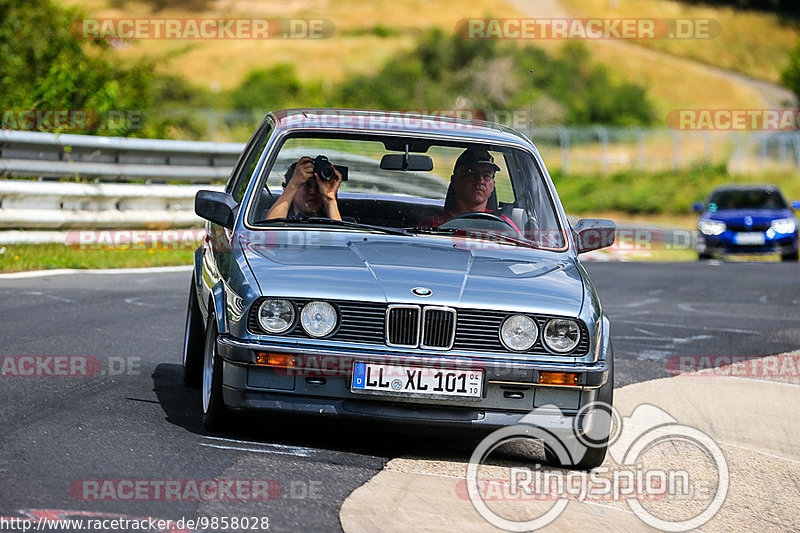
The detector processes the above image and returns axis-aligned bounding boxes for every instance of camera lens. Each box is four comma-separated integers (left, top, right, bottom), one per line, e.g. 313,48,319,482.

314,155,335,181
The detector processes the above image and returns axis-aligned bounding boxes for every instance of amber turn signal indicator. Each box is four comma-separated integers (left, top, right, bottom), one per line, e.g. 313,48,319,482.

538,371,579,386
255,352,296,368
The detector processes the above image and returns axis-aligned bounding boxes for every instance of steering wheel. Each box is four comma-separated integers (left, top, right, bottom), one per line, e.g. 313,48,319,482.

439,212,523,236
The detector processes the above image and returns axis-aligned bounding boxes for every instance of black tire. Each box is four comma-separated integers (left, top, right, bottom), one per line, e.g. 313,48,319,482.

202,312,230,431
781,250,799,262
182,276,205,387
698,252,712,260
545,342,614,470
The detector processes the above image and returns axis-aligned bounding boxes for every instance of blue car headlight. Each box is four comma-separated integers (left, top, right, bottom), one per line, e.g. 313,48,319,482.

698,219,726,236
770,217,797,234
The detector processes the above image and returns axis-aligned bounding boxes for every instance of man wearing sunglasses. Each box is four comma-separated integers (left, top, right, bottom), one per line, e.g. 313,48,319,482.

419,148,517,229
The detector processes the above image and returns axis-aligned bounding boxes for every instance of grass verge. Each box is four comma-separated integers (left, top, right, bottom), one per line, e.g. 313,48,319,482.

0,244,194,273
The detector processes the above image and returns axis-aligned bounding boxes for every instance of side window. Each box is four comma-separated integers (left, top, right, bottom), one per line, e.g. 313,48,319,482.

490,150,514,204
227,122,272,203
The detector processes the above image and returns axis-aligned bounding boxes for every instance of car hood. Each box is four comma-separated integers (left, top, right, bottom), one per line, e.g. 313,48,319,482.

705,208,794,225
240,233,584,316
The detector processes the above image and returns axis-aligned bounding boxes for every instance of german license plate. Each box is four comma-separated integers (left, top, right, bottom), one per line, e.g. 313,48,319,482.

734,232,765,245
351,362,483,398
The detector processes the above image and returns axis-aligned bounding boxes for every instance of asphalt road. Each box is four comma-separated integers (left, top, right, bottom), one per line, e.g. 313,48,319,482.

0,261,797,532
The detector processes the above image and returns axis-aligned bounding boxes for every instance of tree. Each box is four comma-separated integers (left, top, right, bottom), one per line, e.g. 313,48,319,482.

0,0,156,136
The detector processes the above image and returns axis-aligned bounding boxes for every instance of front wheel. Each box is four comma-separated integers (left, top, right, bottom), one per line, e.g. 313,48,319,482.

182,276,205,387
545,342,614,470
781,249,799,262
202,312,230,431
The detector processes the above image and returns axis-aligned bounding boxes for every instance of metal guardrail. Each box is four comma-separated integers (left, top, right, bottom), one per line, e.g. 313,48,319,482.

0,181,224,230
0,130,239,235
0,130,449,237
0,130,243,182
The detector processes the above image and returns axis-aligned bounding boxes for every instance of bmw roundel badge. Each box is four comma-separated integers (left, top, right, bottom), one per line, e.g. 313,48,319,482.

411,287,433,297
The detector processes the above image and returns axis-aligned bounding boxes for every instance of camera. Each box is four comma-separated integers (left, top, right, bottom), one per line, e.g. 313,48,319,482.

313,155,336,181
282,156,348,188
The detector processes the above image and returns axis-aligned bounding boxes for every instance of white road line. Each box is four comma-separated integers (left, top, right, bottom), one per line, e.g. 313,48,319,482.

717,440,800,465
613,336,666,341
199,442,314,457
614,319,759,335
617,298,661,308
22,290,75,303
124,297,162,308
0,265,191,279
201,435,318,456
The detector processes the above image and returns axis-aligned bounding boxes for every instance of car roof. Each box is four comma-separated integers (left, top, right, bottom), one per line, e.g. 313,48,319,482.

268,108,533,147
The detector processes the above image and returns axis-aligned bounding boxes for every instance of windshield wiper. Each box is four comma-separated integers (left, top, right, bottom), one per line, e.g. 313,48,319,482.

407,226,460,235
253,216,412,236
409,227,536,249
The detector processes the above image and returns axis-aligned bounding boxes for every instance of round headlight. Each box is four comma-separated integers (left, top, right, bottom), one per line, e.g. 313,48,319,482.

543,319,581,353
500,315,538,352
257,299,295,334
300,301,337,338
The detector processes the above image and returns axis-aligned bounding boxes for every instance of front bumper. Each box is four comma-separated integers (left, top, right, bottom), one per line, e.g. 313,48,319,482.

216,335,609,431
699,231,798,255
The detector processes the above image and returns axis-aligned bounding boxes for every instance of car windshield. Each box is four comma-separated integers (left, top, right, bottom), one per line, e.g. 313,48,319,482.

247,133,566,250
708,188,787,210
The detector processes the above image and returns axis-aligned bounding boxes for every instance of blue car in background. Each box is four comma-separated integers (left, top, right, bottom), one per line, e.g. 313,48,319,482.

695,185,799,261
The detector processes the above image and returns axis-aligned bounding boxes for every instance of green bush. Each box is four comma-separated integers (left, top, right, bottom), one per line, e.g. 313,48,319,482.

229,64,304,111
0,0,160,136
0,0,223,138
552,164,800,215
327,30,655,126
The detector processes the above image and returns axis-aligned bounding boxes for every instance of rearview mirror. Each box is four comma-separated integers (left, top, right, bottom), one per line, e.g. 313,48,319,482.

573,219,616,253
195,190,237,229
380,153,434,172
693,202,705,212
792,200,800,210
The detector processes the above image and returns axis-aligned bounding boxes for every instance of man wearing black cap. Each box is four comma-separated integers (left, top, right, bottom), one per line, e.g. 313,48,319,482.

419,148,513,228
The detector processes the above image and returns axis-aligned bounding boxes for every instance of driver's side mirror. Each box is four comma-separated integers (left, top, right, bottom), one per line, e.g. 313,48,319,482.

195,190,237,229
573,219,616,253
693,202,705,212
792,200,800,210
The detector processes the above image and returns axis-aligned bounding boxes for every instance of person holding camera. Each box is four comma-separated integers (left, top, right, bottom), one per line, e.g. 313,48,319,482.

265,156,343,220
